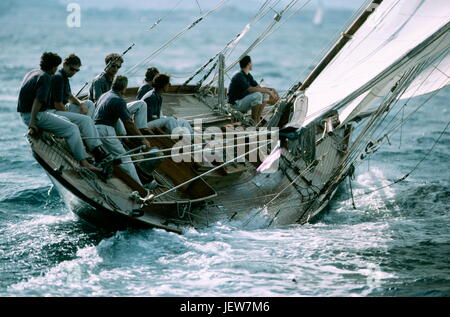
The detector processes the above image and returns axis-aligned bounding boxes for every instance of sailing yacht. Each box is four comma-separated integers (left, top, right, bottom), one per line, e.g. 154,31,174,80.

26,0,450,233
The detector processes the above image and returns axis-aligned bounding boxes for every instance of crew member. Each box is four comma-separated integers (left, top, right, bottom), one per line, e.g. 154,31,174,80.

228,55,279,123
18,52,101,172
94,75,150,185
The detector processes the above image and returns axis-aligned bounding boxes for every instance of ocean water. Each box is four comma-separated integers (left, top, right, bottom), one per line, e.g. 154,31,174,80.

0,1,449,297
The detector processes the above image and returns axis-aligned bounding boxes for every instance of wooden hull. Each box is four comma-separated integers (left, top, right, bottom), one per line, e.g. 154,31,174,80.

46,172,153,232
30,136,186,234
195,126,352,228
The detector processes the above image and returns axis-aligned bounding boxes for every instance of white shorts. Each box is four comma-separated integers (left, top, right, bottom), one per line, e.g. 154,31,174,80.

233,92,263,113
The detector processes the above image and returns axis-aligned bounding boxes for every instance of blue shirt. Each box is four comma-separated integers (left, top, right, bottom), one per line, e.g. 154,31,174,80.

136,82,152,100
141,89,162,122
50,68,71,107
17,69,52,113
227,70,258,105
94,90,132,127
88,72,112,102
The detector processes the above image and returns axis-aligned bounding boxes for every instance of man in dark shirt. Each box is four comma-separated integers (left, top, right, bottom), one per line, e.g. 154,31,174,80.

141,74,193,134
95,75,150,185
50,54,109,163
88,53,122,103
53,54,96,118
228,55,279,124
136,66,159,100
18,52,100,172
89,53,148,136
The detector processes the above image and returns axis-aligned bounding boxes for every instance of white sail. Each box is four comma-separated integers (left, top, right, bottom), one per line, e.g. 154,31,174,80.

400,51,450,99
293,0,450,128
339,46,450,124
313,1,324,26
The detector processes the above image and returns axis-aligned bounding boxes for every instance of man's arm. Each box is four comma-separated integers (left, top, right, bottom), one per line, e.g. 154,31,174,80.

247,73,278,98
69,93,81,106
53,101,67,111
69,93,88,115
30,74,51,136
247,86,274,95
28,98,44,136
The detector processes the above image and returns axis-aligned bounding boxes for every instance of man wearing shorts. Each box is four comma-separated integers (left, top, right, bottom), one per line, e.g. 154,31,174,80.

227,55,279,124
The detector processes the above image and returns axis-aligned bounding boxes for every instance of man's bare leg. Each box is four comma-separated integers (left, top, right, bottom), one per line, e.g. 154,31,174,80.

80,159,102,172
251,105,259,123
256,103,266,124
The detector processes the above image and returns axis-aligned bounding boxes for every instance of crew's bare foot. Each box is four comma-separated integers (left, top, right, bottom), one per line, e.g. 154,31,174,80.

80,160,102,172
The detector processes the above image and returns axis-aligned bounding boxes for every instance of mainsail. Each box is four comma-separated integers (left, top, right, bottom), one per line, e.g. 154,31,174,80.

287,0,450,128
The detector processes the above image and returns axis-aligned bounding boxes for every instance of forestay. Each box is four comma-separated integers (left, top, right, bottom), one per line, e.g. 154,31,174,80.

290,0,450,128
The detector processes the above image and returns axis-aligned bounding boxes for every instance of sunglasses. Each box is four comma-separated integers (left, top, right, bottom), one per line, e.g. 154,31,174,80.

70,66,80,72
111,64,122,69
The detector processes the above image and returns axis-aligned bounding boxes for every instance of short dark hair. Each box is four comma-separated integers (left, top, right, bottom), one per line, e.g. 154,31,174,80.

105,53,124,66
152,73,170,90
239,55,251,69
64,54,82,66
40,52,62,72
145,67,159,82
112,75,128,92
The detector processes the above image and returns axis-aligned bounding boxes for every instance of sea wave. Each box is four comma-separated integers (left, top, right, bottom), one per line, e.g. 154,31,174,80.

0,185,54,206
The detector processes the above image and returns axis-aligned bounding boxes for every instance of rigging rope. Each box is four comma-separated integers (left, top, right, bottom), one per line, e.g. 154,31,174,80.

354,120,449,198
377,52,450,140
303,56,447,214
149,0,184,31
124,140,270,163
337,65,421,176
82,129,276,140
274,65,422,221
241,150,329,228
152,141,273,200
124,0,229,78
207,0,310,87
180,0,276,86
264,150,329,208
124,131,276,157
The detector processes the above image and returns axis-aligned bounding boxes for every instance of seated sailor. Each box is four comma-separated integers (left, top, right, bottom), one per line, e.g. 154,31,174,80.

88,53,119,103
94,75,151,186
136,66,159,100
50,54,109,164
52,54,96,118
18,52,101,172
228,55,279,123
141,73,193,134
89,53,148,135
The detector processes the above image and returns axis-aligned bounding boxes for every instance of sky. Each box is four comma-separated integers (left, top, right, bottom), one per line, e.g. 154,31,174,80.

57,0,366,11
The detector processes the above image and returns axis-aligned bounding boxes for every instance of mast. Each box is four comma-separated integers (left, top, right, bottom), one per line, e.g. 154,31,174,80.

276,0,383,128
298,0,383,91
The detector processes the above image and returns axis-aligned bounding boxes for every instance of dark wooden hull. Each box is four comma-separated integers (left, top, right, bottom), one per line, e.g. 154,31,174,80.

33,150,181,232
